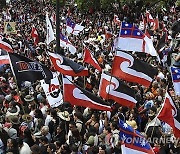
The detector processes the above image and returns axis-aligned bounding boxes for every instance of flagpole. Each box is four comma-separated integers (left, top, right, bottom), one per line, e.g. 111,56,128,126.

56,0,61,55
7,53,25,114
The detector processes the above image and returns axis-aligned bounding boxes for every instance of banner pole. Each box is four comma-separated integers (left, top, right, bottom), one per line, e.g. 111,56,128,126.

7,53,25,114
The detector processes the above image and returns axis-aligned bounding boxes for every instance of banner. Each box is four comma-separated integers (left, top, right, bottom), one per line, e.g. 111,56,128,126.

41,76,63,108
4,22,17,34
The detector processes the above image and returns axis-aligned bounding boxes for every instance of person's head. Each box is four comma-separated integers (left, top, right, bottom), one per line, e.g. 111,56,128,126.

31,144,41,154
110,121,118,130
41,126,49,136
54,141,61,149
104,126,111,135
128,113,134,121
34,109,43,119
50,109,57,118
91,113,99,122
39,136,48,145
69,121,76,131
98,145,106,154
7,138,18,150
71,128,80,139
73,111,83,121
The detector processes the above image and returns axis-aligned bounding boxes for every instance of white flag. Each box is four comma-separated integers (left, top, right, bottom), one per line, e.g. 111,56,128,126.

40,76,63,108
46,13,55,45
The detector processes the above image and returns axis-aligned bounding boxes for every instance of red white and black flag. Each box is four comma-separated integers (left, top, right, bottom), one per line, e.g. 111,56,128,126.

63,76,112,111
111,50,158,87
99,72,137,108
8,53,53,87
158,92,180,138
0,49,10,65
40,76,63,108
49,52,88,76
0,38,13,53
31,26,39,46
83,47,102,72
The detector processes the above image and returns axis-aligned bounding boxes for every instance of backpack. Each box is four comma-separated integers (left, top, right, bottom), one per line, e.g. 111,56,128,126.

76,121,86,138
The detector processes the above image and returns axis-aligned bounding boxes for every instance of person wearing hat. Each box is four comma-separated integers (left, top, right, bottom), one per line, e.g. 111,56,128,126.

24,94,35,103
126,113,138,130
58,111,70,122
6,101,20,118
21,114,33,131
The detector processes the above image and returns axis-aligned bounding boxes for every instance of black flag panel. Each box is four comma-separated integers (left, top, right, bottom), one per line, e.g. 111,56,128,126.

9,53,53,87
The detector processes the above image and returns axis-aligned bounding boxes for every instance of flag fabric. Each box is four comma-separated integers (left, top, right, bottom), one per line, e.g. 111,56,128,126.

50,12,56,23
46,13,55,45
63,76,112,111
105,29,113,39
66,18,84,35
153,14,159,31
31,26,39,46
0,38,13,53
146,11,154,24
0,49,10,65
48,52,88,77
40,76,63,108
8,53,53,87
114,14,121,25
170,67,180,96
60,33,76,54
99,72,137,108
111,50,158,87
116,22,158,58
83,47,102,72
158,92,180,138
119,120,154,154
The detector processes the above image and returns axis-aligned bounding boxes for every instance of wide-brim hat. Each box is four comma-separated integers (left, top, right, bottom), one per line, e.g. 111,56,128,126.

24,95,34,102
8,115,20,125
58,111,70,121
22,114,32,122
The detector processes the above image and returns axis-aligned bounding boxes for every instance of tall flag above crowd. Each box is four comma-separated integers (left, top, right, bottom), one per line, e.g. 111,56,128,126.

46,13,55,45
157,92,180,138
66,18,84,35
111,50,158,87
60,33,76,54
8,53,53,87
119,120,155,154
170,66,180,96
114,22,159,60
48,52,88,77
63,76,112,111
99,72,137,108
83,46,102,72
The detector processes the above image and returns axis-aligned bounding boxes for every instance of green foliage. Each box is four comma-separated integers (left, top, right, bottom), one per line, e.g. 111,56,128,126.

100,0,116,10
74,0,174,12
52,0,65,6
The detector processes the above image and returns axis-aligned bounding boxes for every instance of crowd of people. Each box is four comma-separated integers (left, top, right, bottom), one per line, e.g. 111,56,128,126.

0,0,180,153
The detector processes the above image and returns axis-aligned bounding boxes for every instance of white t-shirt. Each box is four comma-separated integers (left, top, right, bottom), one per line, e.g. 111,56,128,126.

19,142,32,154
